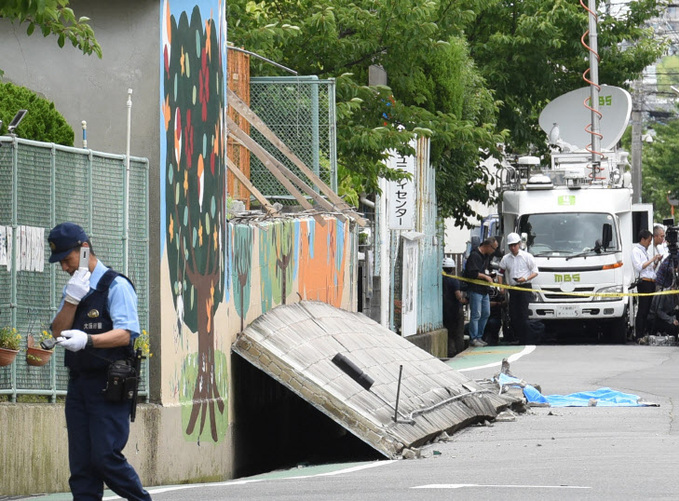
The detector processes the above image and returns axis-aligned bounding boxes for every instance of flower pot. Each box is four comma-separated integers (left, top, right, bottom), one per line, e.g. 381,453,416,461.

0,347,19,366
26,346,53,367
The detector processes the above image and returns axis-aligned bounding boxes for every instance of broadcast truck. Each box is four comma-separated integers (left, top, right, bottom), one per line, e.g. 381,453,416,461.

496,86,653,342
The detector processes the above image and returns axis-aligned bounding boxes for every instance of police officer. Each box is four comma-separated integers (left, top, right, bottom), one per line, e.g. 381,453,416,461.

49,222,151,501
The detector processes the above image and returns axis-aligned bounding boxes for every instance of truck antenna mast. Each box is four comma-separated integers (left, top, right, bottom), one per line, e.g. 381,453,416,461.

580,0,604,178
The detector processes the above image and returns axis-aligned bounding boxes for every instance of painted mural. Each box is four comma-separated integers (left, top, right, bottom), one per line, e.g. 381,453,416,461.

161,0,228,443
232,223,253,333
233,218,351,326
159,1,356,447
298,219,347,308
259,220,299,311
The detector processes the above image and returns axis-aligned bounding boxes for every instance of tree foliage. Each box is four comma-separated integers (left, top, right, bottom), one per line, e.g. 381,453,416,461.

0,81,74,145
469,0,665,154
227,0,665,225
631,119,679,222
0,0,102,60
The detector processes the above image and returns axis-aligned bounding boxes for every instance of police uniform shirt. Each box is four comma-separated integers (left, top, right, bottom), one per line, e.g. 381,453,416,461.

57,260,140,339
632,242,656,280
499,249,538,286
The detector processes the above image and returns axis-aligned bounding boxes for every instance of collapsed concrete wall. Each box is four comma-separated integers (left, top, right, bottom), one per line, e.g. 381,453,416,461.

234,301,511,459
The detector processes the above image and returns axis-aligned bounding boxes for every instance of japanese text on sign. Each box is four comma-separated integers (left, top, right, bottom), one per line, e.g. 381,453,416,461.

387,148,415,230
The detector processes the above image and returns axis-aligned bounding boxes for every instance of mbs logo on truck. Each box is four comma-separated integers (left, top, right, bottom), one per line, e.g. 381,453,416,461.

554,273,581,282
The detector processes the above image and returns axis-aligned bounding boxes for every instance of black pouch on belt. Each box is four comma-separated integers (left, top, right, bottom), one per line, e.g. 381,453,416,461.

103,359,137,403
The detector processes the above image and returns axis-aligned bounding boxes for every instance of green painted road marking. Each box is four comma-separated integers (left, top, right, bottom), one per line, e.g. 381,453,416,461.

246,461,372,480
446,345,533,372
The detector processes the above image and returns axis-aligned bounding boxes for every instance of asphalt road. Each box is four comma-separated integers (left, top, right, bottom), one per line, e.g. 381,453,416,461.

37,343,679,500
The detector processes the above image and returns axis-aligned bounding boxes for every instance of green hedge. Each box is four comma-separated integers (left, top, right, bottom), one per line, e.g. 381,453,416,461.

0,82,73,146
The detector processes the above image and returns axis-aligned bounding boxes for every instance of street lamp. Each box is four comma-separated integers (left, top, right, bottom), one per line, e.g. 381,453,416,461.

6,109,27,135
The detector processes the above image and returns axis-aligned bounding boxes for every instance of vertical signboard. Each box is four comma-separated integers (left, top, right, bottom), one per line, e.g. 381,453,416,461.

386,143,416,230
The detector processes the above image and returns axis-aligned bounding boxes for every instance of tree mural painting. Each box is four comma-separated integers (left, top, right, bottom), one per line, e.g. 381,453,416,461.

260,220,298,313
163,2,226,442
232,223,253,333
298,219,348,307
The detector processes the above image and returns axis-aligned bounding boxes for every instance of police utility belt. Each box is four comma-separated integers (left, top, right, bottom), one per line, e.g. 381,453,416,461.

80,349,142,405
103,357,138,403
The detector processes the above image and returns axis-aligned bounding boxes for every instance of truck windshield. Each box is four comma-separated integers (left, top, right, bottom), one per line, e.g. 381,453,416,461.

517,213,619,257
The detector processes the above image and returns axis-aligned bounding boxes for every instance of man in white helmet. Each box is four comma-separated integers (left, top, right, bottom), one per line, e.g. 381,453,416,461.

498,232,539,344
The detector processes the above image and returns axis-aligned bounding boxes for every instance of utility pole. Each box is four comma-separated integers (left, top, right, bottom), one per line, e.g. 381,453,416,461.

630,88,643,203
369,65,390,328
587,0,601,165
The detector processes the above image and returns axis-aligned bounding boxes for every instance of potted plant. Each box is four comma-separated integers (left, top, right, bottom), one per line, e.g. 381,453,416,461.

134,329,151,358
0,326,21,366
26,329,54,367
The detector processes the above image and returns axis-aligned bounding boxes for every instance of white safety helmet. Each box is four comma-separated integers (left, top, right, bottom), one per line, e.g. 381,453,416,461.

506,232,521,246
442,257,455,269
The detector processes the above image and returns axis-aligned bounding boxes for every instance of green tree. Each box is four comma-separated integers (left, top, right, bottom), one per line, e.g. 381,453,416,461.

227,0,505,224
0,0,101,58
0,1,101,144
226,0,664,225
634,119,679,221
0,82,74,144
468,0,664,153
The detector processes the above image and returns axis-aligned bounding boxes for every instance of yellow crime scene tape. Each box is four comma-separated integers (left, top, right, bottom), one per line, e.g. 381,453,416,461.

442,272,679,298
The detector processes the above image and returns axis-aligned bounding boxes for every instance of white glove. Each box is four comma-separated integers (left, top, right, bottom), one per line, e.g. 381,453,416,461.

59,329,89,352
64,268,91,305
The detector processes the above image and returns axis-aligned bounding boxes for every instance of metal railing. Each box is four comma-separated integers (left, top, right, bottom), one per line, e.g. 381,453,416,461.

0,137,149,401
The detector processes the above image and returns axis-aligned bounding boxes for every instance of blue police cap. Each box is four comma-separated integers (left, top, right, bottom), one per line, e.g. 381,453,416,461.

48,222,88,263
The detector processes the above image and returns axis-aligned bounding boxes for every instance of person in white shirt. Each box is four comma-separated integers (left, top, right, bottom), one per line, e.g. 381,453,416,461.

632,229,662,343
652,225,667,260
498,233,539,344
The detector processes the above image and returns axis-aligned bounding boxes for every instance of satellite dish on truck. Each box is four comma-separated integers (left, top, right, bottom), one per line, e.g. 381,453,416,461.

539,86,632,151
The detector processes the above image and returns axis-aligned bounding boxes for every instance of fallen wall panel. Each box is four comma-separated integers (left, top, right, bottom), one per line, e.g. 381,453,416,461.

233,301,512,458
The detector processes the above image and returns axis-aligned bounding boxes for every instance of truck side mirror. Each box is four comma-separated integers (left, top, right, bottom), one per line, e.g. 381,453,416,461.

602,223,613,249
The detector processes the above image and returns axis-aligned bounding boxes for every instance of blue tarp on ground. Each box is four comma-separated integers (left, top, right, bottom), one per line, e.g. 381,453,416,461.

498,373,652,407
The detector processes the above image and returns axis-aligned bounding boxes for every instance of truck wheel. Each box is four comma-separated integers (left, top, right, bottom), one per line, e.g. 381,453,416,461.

605,316,628,344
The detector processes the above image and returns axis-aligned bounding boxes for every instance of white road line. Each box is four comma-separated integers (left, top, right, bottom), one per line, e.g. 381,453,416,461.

457,345,536,372
289,460,398,479
413,483,590,490
104,460,397,499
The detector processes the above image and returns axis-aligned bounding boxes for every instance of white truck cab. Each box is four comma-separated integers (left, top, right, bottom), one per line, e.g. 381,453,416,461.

499,153,653,342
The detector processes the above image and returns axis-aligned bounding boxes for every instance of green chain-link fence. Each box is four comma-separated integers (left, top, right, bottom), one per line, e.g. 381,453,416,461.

249,76,337,204
0,137,149,401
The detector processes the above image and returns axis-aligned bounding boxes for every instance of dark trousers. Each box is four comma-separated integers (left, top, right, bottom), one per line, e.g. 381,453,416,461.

66,373,151,501
509,286,532,344
445,306,465,357
652,320,679,336
635,280,655,339
483,314,502,345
